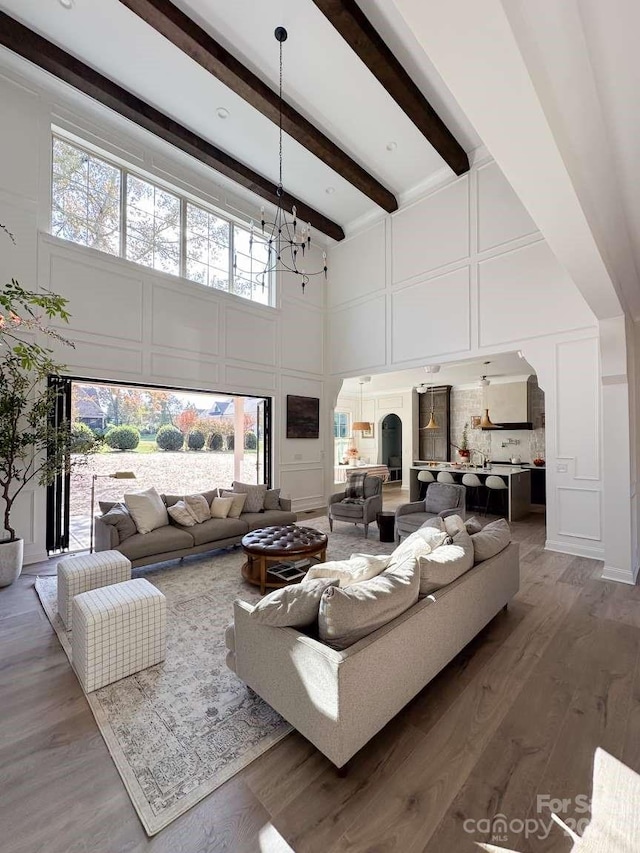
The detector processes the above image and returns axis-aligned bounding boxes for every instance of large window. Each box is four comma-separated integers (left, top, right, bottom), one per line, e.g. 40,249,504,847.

51,136,272,305
334,411,351,465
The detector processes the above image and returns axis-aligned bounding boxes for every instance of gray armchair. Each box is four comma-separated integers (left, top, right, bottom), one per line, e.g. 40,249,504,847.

395,482,466,542
329,475,383,539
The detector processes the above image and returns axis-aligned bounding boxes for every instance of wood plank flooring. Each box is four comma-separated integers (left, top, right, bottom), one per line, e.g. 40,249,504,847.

2,502,639,852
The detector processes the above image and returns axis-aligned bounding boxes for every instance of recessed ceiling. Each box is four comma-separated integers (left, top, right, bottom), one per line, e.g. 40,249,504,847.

0,0,477,235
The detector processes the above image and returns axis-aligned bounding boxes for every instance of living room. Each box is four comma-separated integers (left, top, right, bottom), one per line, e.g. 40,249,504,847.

1,1,640,851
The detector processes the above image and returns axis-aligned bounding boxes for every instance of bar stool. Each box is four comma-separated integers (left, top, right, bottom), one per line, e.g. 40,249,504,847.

437,471,455,484
462,473,482,513
417,469,435,499
484,475,508,517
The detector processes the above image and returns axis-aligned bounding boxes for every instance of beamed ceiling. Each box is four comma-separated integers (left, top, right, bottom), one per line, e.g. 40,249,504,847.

0,0,479,241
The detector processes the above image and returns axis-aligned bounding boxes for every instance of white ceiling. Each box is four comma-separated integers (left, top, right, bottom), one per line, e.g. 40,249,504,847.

340,351,535,395
0,0,477,236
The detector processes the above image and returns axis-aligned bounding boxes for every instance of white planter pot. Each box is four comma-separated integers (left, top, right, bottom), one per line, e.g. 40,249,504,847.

0,538,24,587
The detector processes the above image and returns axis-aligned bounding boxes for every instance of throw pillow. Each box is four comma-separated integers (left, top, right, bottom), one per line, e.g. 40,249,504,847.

393,525,449,563
250,578,339,627
442,514,465,536
221,490,247,518
471,518,511,562
263,488,282,511
100,503,137,542
232,481,268,513
464,516,482,535
124,487,168,535
184,493,211,524
318,552,420,650
305,553,391,587
418,528,475,596
167,500,197,527
210,496,234,519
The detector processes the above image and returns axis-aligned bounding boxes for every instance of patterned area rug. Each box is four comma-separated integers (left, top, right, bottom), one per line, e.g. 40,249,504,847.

35,517,394,835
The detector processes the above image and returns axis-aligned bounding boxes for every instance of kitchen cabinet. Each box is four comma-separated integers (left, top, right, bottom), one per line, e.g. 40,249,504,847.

417,385,451,461
530,467,546,505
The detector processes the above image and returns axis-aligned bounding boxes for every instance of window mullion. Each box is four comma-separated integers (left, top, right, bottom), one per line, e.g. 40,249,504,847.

121,171,128,260
229,225,235,295
180,199,186,280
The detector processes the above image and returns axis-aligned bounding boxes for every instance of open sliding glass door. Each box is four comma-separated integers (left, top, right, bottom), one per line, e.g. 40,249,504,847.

46,375,72,553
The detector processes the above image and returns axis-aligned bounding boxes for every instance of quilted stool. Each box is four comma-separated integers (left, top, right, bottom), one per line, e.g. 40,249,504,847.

71,579,166,693
57,550,132,629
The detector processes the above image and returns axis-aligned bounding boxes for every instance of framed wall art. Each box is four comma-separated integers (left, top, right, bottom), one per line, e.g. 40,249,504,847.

286,395,320,439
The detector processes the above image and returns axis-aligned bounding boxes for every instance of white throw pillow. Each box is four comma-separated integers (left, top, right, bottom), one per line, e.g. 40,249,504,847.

210,496,234,519
471,518,511,562
220,490,247,518
418,528,475,596
318,552,420,650
184,493,210,524
250,578,339,627
442,514,465,536
124,487,169,534
305,553,391,587
167,500,197,527
392,525,449,569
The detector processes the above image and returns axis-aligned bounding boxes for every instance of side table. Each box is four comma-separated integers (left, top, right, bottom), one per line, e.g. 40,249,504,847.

376,511,396,544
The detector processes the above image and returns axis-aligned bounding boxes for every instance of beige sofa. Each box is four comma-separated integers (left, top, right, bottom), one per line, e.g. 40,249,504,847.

95,489,296,569
226,541,519,768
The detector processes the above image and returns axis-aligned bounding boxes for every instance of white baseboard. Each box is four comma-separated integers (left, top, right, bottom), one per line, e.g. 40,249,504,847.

601,564,640,585
545,539,605,561
23,550,49,566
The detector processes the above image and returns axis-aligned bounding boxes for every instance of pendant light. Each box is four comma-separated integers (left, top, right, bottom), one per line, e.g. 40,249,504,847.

352,377,371,432
478,362,502,430
425,383,439,430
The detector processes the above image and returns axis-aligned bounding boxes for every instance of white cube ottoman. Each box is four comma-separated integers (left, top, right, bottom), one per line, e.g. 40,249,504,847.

57,550,132,629
71,579,166,693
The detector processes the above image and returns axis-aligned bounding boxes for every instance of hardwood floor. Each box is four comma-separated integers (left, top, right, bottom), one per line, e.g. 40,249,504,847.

2,502,638,852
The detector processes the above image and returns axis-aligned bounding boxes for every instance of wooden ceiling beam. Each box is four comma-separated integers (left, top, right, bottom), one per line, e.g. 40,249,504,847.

311,0,470,176
0,11,345,241
118,0,398,213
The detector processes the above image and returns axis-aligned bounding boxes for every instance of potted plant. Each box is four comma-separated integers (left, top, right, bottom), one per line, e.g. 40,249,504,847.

0,224,74,586
458,423,471,459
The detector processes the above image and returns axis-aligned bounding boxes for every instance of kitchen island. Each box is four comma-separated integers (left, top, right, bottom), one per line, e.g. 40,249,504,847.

410,464,531,521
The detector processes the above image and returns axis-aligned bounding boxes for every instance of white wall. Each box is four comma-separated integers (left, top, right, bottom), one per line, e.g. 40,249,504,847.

328,156,617,564
0,51,329,563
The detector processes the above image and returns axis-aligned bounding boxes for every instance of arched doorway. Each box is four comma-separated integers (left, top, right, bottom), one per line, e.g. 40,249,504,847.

381,413,402,482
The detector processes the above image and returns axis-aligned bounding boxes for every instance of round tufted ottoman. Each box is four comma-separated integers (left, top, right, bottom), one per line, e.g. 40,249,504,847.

241,524,328,594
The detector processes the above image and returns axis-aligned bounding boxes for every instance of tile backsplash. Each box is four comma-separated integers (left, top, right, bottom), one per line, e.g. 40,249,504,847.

450,378,545,463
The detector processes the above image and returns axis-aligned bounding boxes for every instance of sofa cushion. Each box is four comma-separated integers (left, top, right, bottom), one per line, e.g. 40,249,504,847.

124,487,169,535
167,500,197,527
117,525,194,561
185,493,211,523
264,488,282,511
220,491,247,518
306,554,391,587
100,503,137,543
175,517,248,547
232,481,268,513
241,509,297,530
250,578,339,627
162,490,217,509
333,502,366,519
318,552,420,650
418,528,475,596
210,496,234,519
396,512,440,534
471,518,511,562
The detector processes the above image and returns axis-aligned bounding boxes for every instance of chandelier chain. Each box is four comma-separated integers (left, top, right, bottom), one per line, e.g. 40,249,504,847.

278,37,283,189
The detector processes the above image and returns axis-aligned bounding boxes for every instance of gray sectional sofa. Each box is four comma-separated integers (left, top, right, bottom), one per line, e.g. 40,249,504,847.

95,489,296,568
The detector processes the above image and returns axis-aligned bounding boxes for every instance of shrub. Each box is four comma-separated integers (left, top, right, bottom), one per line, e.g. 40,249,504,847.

70,422,97,454
156,424,184,451
244,431,257,450
227,434,234,451
104,424,140,451
187,429,205,451
208,432,224,451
